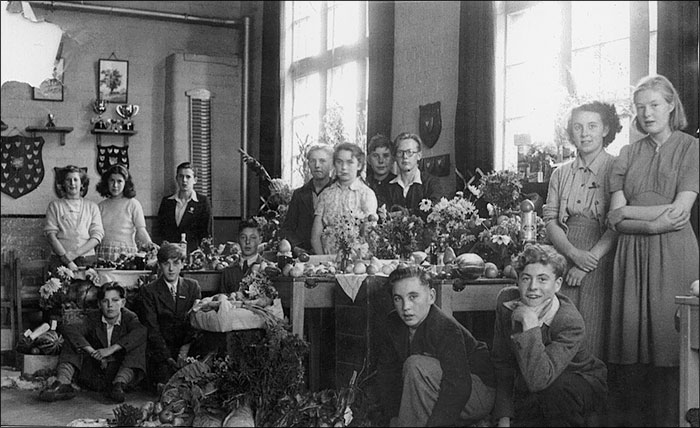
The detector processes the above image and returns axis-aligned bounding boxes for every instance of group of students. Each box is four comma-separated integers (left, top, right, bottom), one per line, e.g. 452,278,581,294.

377,74,698,428
36,73,698,426
281,133,445,256
44,161,212,272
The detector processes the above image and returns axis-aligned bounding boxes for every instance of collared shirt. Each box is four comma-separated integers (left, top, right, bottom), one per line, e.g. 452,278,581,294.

390,171,423,198
164,278,178,298
239,254,258,270
503,295,561,328
101,312,122,347
168,191,199,227
543,151,614,233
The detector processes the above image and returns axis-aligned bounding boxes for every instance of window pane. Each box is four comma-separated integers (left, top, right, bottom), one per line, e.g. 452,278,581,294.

291,74,320,186
572,39,630,100
327,1,360,50
572,1,629,49
506,2,561,66
292,1,321,61
326,62,358,143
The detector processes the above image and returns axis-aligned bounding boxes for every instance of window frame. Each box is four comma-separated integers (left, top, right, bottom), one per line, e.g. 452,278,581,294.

281,1,369,187
494,1,657,172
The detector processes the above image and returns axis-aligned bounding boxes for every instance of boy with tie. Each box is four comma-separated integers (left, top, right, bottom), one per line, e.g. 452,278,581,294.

138,243,201,389
220,219,265,294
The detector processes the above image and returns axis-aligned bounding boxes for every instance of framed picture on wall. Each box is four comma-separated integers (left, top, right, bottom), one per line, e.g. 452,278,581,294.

98,58,128,103
32,58,64,101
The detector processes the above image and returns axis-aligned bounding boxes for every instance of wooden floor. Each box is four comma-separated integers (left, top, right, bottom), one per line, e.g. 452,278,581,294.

1,368,157,427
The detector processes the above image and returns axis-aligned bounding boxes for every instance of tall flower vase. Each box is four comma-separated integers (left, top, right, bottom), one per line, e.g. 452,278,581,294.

337,251,353,273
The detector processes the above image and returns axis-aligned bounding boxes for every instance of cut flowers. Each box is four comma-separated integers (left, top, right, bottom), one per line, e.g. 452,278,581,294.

367,205,427,260
39,266,101,312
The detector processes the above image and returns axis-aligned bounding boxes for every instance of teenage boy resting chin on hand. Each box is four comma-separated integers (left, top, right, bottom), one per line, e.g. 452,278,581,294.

491,244,608,427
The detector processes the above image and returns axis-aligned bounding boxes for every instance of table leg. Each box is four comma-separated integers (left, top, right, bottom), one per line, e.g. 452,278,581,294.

291,281,305,337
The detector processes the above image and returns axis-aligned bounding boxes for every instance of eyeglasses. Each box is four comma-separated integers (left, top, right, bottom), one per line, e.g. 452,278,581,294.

396,149,420,158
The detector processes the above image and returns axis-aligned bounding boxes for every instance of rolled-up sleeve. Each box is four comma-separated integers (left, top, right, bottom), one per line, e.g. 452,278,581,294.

609,145,630,193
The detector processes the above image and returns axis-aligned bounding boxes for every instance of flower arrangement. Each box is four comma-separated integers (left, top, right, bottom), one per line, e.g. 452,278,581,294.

239,270,279,302
321,211,370,263
421,191,482,254
239,148,293,249
39,266,102,312
367,205,427,259
470,213,547,269
478,170,523,215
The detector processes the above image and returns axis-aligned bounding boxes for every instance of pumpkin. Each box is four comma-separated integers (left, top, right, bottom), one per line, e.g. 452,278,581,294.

453,253,485,280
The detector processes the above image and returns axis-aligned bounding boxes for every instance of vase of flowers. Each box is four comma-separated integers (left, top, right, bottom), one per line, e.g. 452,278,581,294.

321,211,370,263
478,170,523,218
367,206,427,260
39,266,102,323
420,191,483,255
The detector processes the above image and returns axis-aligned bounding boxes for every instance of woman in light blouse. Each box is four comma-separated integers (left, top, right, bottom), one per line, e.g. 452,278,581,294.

311,143,378,255
95,164,156,261
45,165,104,270
543,101,621,359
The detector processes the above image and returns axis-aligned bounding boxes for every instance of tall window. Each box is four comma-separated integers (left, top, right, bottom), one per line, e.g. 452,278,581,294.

494,1,657,173
282,1,368,187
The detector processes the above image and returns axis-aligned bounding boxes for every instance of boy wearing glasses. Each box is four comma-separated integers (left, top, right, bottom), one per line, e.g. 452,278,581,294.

366,134,397,209
385,133,443,217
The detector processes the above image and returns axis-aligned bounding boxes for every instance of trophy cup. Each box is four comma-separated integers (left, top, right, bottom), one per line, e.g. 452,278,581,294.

92,99,108,130
116,104,139,131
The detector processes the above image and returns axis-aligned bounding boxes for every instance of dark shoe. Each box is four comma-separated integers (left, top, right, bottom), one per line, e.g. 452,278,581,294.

39,381,75,402
105,382,126,403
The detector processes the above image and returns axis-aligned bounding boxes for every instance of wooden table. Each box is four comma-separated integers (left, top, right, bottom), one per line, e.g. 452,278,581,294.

676,295,699,427
435,277,516,316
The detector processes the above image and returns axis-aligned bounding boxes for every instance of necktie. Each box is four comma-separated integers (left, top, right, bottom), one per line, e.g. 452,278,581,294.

170,284,177,300
242,260,249,273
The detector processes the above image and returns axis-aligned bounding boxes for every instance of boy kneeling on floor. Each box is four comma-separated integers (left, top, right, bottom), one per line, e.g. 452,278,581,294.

491,244,607,427
376,265,496,427
39,281,146,403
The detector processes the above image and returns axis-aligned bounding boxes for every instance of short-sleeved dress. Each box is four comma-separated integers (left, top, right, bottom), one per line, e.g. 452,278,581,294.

544,150,616,359
607,131,699,367
315,178,377,254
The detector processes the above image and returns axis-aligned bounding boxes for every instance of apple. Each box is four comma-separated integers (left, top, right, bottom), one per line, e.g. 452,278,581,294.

503,264,518,279
353,262,367,274
484,262,499,278
366,264,379,275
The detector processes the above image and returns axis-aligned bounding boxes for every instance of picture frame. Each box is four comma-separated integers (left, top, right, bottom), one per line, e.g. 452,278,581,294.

32,58,64,101
98,58,128,103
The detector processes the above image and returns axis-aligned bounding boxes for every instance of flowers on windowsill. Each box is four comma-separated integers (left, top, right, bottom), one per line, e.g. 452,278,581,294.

367,205,427,260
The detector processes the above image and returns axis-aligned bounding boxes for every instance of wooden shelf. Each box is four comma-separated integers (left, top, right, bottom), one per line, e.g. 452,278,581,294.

25,126,73,145
91,129,137,146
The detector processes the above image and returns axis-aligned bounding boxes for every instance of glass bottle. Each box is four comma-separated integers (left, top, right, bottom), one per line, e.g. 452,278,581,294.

520,199,537,244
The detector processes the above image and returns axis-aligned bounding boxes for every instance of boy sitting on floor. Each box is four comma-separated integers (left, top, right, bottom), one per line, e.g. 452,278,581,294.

376,265,496,427
39,282,146,403
491,244,607,427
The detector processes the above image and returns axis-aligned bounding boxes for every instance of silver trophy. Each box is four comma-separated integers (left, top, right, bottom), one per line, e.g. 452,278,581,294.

92,99,108,130
116,104,139,131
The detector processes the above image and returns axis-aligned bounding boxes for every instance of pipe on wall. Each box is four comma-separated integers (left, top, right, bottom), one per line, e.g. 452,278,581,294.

28,1,251,218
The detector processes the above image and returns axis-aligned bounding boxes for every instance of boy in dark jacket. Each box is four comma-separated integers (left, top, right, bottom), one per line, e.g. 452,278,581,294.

376,265,496,426
491,244,607,427
39,282,146,403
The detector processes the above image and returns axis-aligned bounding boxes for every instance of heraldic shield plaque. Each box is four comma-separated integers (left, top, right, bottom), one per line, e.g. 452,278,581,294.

1,135,45,198
96,145,130,175
419,101,442,149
